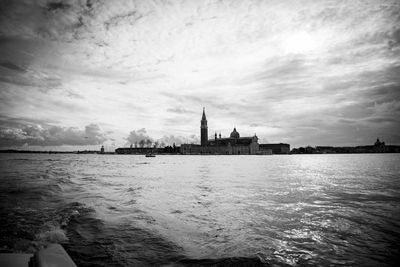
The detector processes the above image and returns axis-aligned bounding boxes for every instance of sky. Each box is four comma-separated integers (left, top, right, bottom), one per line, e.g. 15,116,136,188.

0,0,400,151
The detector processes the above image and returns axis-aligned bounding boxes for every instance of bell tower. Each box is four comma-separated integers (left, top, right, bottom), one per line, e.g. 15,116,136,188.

200,107,208,146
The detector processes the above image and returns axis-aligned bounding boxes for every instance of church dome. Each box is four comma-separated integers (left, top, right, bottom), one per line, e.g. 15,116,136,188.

230,127,240,138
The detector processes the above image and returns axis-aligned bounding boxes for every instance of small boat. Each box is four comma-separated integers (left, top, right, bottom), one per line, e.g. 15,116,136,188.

145,153,156,157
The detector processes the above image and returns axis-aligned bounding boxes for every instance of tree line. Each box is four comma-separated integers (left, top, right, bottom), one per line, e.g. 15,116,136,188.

130,140,168,148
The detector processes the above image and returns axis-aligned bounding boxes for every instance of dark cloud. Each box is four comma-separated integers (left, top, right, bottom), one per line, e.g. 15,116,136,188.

198,56,308,94
347,65,400,107
46,1,71,12
85,0,94,9
0,36,46,69
0,0,90,40
0,37,62,90
388,28,400,49
365,84,400,104
0,115,59,128
236,56,312,100
104,10,142,30
163,117,192,127
337,119,356,124
363,117,400,124
0,69,62,89
166,107,195,114
0,60,26,72
0,118,107,147
0,0,151,43
66,90,85,99
254,57,307,81
161,92,235,114
358,65,400,87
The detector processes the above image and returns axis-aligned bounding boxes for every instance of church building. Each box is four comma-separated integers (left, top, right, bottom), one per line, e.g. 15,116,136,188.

180,108,260,155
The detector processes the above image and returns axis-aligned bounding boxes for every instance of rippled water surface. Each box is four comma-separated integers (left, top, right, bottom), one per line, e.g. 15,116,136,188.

1,153,399,266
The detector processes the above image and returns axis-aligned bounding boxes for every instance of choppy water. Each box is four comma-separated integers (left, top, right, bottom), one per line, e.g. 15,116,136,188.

0,153,399,266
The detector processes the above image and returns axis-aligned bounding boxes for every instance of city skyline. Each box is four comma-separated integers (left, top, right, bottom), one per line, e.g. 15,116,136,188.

1,0,400,151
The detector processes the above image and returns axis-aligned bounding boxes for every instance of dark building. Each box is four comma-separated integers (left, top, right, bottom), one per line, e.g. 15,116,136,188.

293,138,400,154
201,107,208,146
115,147,154,154
259,143,290,154
115,145,180,154
181,108,289,155
373,138,386,152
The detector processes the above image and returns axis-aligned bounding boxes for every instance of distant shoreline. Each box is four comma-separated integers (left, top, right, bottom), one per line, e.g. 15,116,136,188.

1,149,399,155
0,149,105,154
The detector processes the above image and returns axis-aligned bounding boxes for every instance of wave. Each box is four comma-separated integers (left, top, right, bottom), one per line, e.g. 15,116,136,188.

36,225,69,244
6,158,31,161
175,256,267,266
0,199,93,253
34,202,93,248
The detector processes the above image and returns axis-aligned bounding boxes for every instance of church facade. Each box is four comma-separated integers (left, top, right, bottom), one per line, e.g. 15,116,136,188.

180,108,262,155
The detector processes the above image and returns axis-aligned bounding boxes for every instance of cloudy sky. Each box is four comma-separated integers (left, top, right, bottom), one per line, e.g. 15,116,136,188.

0,0,400,150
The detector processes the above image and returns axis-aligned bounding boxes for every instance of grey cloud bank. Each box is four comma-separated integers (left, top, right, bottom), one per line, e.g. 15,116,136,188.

0,116,107,147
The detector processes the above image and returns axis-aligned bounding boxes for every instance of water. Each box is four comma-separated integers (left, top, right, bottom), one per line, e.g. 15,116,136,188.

0,153,399,266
